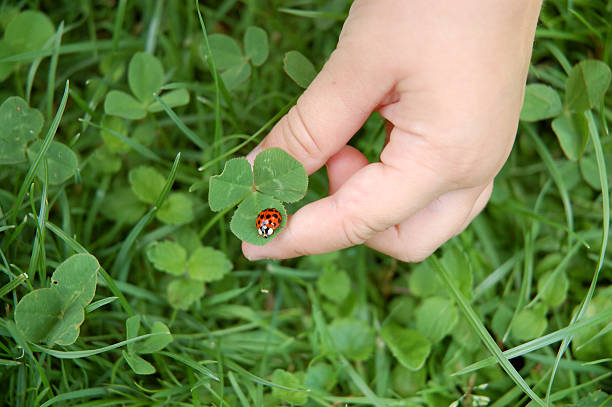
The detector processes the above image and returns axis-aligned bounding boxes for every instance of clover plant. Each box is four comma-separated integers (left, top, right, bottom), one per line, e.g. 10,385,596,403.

208,147,308,245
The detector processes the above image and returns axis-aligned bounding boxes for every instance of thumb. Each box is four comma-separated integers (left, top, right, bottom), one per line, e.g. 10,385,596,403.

247,46,394,174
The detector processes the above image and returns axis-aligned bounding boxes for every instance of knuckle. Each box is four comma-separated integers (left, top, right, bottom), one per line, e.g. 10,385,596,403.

334,192,381,247
281,104,324,164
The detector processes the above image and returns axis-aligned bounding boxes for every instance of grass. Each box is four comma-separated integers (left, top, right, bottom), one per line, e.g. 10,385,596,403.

0,1,611,406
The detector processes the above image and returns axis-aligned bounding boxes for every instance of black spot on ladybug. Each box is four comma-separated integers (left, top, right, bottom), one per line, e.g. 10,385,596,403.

266,214,271,219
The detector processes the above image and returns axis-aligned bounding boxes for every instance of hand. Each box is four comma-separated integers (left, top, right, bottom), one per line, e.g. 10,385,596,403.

243,0,542,261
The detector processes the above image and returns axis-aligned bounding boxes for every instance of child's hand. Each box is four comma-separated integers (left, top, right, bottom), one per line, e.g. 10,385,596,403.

243,0,542,261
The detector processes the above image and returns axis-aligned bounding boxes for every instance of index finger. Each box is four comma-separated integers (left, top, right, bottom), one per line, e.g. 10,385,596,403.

242,152,445,260
247,47,394,174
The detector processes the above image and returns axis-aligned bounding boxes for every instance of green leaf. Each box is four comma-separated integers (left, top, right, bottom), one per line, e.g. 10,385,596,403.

408,262,441,298
128,52,165,105
552,110,589,161
205,34,244,70
15,254,99,346
415,297,459,343
90,146,122,174
391,364,427,398
244,26,269,66
566,59,611,112
4,11,54,53
51,253,99,308
100,115,129,153
14,288,63,343
135,322,173,354
156,193,194,225
101,187,147,224
283,50,317,88
579,153,612,191
209,158,253,211
519,84,562,122
230,192,286,245
305,363,337,391
104,90,146,120
0,96,44,165
129,166,166,204
125,314,141,353
272,369,308,406
146,241,187,276
537,270,569,308
26,140,78,185
187,246,233,282
46,303,84,346
0,39,15,81
220,61,251,90
440,245,473,301
253,148,308,202
381,323,431,371
511,306,548,341
570,391,611,407
317,266,350,303
123,351,156,375
147,88,190,112
328,318,375,361
167,278,205,310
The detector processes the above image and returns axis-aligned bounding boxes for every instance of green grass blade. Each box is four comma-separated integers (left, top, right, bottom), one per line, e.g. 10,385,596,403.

473,251,523,301
145,0,163,54
112,0,128,51
28,160,50,283
154,152,181,208
79,118,163,163
277,8,347,20
0,39,143,64
429,255,546,406
524,123,574,242
113,153,180,279
159,351,220,382
452,307,612,375
339,355,387,407
195,2,223,171
40,388,110,407
228,371,252,407
545,110,610,402
0,273,28,298
152,93,207,149
10,81,70,224
33,333,165,359
47,21,64,119
193,97,295,179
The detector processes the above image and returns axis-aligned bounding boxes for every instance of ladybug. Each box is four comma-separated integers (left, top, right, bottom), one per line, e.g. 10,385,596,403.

256,208,282,238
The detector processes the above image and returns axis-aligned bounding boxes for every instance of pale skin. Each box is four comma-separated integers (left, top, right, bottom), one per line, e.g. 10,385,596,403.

243,0,543,262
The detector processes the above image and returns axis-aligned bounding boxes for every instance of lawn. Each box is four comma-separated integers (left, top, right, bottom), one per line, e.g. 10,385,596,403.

0,1,611,406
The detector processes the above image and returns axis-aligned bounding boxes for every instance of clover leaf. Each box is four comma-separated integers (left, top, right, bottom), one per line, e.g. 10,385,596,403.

381,323,432,371
203,27,269,90
566,59,611,112
14,254,99,346
208,158,253,211
254,148,308,202
208,148,307,245
283,51,317,88
104,52,190,120
0,97,44,165
26,140,78,185
123,315,173,375
230,192,286,246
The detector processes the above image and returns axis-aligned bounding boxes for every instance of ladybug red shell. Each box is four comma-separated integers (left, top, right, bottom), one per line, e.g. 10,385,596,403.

256,208,282,238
